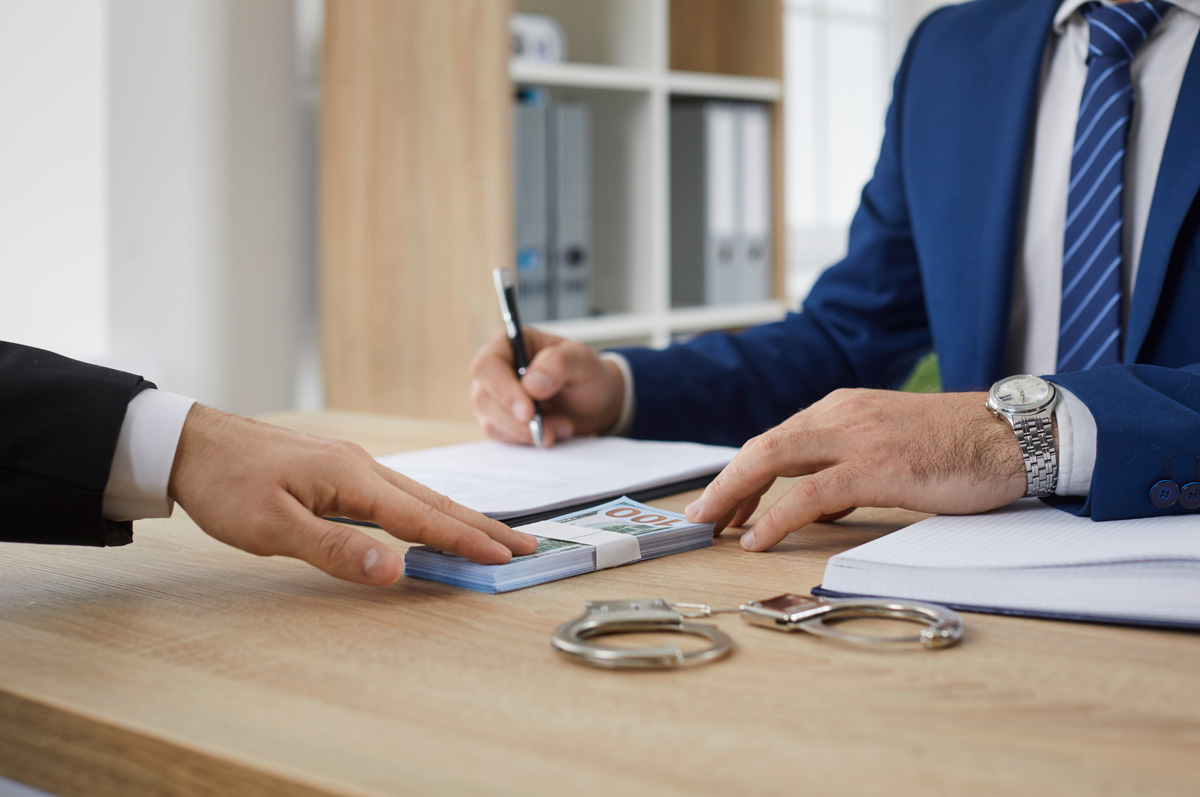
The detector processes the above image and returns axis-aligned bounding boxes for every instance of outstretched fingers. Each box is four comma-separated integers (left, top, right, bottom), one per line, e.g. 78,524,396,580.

274,506,406,585
370,463,539,558
728,485,770,530
741,467,859,551
686,436,785,526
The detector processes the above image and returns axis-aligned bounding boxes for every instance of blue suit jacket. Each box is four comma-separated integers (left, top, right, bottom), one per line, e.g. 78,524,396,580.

619,0,1200,521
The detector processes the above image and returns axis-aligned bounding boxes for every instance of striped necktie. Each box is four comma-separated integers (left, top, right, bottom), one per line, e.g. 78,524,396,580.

1057,0,1170,372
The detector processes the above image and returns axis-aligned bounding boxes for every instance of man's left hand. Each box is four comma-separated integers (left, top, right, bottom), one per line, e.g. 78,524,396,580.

684,389,1029,551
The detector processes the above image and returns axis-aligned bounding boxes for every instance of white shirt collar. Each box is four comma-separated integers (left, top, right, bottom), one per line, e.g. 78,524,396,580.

1054,0,1200,35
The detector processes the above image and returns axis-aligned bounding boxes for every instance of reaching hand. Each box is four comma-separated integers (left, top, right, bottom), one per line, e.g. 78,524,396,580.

685,389,1029,550
468,327,625,446
167,405,538,584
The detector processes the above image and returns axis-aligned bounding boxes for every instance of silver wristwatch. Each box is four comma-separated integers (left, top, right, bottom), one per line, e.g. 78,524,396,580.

986,374,1059,497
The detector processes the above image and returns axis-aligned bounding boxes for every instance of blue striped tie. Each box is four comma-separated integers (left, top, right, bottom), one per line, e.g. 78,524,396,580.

1058,0,1170,372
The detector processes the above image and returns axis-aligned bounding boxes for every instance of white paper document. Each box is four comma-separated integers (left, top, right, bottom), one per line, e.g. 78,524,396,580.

820,499,1200,628
377,437,738,521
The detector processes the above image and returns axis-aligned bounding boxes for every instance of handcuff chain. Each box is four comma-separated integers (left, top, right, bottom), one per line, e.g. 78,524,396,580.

669,602,745,618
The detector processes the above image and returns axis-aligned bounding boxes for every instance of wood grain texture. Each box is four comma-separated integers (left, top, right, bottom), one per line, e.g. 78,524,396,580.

321,0,512,421
0,690,331,797
1,412,1198,796
669,0,783,79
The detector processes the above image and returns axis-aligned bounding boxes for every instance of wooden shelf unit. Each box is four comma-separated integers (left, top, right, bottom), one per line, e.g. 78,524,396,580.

322,0,785,420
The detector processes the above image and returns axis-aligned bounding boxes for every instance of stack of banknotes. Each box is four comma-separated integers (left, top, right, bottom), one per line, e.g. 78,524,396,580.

404,497,714,593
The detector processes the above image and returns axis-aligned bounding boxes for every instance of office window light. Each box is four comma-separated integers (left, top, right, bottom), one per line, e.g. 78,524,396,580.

784,0,948,302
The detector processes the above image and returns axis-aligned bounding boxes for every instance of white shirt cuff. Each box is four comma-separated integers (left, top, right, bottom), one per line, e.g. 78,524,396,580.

1053,385,1096,497
103,389,197,521
599,352,636,437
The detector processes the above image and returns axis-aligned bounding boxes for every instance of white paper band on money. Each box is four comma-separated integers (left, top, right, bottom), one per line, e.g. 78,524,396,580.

517,520,643,570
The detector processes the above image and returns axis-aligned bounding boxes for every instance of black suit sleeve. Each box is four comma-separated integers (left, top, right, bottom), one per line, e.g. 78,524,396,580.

1,342,155,546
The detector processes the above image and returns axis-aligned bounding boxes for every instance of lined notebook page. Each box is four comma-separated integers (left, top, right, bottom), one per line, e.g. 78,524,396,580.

833,499,1200,569
822,500,1200,624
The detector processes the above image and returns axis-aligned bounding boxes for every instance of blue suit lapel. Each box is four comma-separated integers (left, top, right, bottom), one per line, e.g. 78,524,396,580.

969,0,1060,383
1126,35,1200,362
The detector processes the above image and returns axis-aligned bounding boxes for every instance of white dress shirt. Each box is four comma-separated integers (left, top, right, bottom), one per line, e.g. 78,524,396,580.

608,0,1199,498
1010,0,1198,493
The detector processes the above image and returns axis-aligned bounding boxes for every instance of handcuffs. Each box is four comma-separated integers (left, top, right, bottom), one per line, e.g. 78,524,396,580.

551,594,964,669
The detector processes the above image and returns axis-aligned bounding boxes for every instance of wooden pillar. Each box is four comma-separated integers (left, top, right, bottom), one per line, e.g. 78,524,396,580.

321,0,511,419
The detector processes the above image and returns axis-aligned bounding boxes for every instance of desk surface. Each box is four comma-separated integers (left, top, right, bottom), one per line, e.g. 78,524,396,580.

1,411,1198,796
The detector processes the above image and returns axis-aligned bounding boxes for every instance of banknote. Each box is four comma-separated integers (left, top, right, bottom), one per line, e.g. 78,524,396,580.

404,497,713,593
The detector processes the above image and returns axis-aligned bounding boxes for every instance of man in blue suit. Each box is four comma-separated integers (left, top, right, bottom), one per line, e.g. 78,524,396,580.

471,0,1200,551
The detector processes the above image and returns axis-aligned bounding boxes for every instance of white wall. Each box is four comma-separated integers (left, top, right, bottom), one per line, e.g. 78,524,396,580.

107,0,302,412
0,0,309,414
0,1,110,362
783,0,958,302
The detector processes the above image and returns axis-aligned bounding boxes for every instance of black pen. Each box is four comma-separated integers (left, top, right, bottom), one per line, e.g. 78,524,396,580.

492,268,546,447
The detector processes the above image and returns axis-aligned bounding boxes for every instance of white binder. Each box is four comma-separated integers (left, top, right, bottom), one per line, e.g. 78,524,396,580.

670,101,741,307
549,103,591,320
736,103,772,303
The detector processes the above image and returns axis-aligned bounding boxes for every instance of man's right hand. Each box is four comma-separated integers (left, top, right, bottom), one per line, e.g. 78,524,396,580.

168,405,539,586
468,327,625,446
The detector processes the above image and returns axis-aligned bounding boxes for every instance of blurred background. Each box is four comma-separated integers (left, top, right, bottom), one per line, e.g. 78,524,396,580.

0,0,948,418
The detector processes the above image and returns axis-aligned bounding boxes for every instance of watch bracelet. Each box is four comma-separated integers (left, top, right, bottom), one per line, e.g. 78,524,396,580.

1014,416,1057,497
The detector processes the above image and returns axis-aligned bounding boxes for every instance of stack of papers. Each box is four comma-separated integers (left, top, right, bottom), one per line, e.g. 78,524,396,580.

404,497,714,593
817,500,1200,630
377,437,738,524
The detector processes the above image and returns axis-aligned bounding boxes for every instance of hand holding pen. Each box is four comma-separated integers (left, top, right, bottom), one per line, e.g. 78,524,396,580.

492,268,547,447
474,269,626,447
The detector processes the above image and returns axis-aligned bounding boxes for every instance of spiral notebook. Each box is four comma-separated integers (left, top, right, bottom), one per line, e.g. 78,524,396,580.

815,500,1200,630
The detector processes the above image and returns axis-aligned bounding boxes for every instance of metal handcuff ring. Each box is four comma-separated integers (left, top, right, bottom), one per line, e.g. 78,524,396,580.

706,593,964,648
551,599,735,669
552,594,964,669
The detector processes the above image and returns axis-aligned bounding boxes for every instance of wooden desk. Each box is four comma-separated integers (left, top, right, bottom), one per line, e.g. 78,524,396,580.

1,412,1197,796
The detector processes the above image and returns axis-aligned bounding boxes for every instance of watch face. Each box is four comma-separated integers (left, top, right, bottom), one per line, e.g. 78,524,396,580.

994,375,1052,410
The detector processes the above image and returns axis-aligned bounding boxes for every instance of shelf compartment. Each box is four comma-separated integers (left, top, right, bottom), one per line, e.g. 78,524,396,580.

510,85,656,320
515,0,656,69
669,0,783,79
